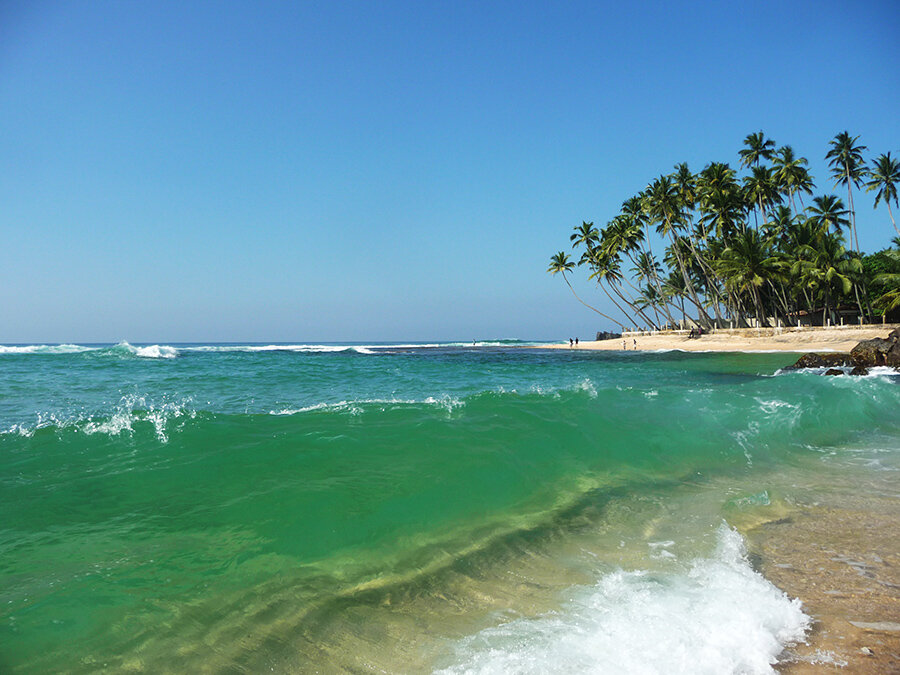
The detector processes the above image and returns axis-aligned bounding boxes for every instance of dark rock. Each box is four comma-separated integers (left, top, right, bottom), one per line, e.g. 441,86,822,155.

824,368,845,376
595,331,622,341
850,329,900,368
784,352,851,370
849,365,869,376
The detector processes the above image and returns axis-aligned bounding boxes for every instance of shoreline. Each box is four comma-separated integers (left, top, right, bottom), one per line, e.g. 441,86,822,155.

538,325,900,354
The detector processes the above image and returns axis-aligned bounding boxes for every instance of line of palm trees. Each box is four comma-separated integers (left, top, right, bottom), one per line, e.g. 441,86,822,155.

549,131,900,331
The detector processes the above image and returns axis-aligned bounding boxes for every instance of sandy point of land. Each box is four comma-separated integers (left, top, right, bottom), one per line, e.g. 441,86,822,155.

542,325,900,353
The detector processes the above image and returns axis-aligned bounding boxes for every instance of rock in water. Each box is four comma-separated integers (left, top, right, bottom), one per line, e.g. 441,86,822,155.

824,368,844,376
850,328,900,367
783,353,851,370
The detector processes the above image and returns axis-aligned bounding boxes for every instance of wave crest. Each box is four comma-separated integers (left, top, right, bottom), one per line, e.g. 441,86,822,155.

6,395,195,442
439,524,809,675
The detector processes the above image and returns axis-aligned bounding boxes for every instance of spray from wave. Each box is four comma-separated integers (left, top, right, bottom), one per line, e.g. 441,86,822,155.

438,524,810,675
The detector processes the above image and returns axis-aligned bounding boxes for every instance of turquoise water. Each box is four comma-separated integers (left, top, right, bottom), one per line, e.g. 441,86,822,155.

1,343,898,673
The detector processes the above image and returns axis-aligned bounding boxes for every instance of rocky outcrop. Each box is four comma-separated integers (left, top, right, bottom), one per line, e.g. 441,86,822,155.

849,329,900,368
786,329,900,374
783,353,851,370
595,331,622,341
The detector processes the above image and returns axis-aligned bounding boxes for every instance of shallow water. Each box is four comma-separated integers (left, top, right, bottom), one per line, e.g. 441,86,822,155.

1,343,897,673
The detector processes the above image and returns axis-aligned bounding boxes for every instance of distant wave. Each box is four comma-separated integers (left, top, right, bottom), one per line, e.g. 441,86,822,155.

0,344,95,355
0,340,545,357
0,341,179,358
184,344,376,354
113,341,179,359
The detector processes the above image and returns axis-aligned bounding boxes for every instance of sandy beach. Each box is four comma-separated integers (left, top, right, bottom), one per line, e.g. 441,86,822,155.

543,325,900,353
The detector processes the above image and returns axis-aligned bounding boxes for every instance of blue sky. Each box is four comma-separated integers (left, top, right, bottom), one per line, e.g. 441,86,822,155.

2,0,898,342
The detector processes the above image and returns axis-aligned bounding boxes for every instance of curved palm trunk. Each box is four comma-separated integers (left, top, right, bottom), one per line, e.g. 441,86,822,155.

599,283,642,328
610,282,659,330
683,231,724,326
562,273,626,329
605,284,657,330
640,239,679,328
889,202,900,236
846,168,860,253
666,227,712,328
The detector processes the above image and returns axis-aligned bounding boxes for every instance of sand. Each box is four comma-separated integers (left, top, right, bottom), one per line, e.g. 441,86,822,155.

543,325,900,353
749,494,900,673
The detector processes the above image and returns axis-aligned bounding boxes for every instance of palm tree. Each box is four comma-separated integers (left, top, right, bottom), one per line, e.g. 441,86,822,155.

743,165,782,226
865,152,900,236
772,146,814,211
645,175,712,326
806,195,850,237
547,251,625,328
739,131,776,169
570,221,600,250
717,229,780,328
825,131,867,252
793,234,860,325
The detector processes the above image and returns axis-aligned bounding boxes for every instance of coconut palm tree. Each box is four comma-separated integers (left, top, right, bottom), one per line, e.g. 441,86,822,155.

717,229,779,328
793,234,861,325
743,165,782,226
645,175,712,326
739,131,776,169
548,251,625,328
865,152,900,236
806,195,850,237
772,146,814,211
825,131,868,252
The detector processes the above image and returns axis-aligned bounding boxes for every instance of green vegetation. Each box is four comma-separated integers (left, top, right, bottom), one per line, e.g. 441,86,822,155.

550,132,900,330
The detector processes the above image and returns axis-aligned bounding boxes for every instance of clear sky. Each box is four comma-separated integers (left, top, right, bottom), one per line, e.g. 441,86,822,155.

2,0,898,342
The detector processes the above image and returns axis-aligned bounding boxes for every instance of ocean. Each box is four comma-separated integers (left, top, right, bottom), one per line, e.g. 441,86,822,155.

1,342,898,673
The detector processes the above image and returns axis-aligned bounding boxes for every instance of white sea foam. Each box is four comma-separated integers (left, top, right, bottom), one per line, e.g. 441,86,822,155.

4,395,195,442
134,344,178,359
438,524,809,675
270,394,466,417
775,365,899,378
0,344,95,355
81,396,193,442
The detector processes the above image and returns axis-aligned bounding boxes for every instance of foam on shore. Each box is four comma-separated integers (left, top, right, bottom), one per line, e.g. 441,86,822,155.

439,525,809,675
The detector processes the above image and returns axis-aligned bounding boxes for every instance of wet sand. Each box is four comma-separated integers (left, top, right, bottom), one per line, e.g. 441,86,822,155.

543,325,900,353
748,491,900,673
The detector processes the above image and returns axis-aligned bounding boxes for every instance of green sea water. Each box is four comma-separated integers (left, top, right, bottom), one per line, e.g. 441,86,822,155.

1,342,898,673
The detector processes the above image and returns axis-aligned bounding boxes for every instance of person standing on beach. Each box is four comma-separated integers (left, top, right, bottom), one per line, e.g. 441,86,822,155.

569,338,573,347
623,340,626,350
575,337,579,347
633,339,637,350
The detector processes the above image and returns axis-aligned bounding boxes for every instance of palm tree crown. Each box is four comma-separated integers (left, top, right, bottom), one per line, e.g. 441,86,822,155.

866,152,900,235
739,131,775,168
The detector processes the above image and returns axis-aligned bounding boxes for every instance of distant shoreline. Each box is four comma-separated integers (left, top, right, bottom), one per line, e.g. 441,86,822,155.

535,325,900,354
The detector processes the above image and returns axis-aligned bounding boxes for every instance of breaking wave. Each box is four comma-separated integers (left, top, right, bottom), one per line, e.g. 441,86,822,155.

439,525,810,675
